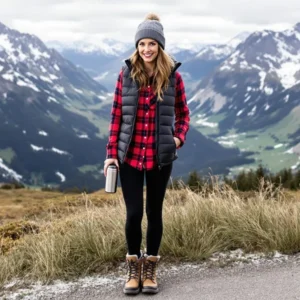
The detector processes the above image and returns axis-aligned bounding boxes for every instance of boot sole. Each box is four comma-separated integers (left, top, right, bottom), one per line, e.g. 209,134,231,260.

123,287,140,295
142,287,159,294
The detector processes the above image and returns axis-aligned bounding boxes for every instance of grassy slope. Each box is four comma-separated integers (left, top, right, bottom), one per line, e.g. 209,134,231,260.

0,148,15,164
192,107,300,174
0,188,117,225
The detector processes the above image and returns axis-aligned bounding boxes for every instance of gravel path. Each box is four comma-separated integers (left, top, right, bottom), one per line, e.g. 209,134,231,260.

2,250,300,300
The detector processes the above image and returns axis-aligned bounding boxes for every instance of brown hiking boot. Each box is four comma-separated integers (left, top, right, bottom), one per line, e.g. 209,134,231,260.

141,254,160,294
123,254,143,295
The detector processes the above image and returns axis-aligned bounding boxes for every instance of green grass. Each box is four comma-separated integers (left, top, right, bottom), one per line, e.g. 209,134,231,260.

78,164,102,173
65,105,110,139
78,164,103,179
191,112,225,136
199,108,300,174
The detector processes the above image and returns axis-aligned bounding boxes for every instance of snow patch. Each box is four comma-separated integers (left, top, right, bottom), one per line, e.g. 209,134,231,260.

2,73,14,82
78,134,89,139
264,86,273,95
187,89,204,104
49,74,59,80
237,109,244,116
276,61,300,89
48,96,59,103
244,95,251,103
40,76,52,83
195,118,218,128
56,171,66,182
218,141,235,146
53,85,65,94
240,60,251,69
40,65,47,73
258,71,266,90
51,147,69,155
73,87,83,94
54,64,60,71
31,144,44,151
16,79,40,92
29,44,50,60
247,105,257,116
219,134,239,140
0,158,23,181
26,72,38,80
39,131,48,136
274,143,283,149
284,147,294,154
0,34,14,53
220,65,232,71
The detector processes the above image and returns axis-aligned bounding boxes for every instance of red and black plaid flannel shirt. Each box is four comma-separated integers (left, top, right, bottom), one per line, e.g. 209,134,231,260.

106,70,190,171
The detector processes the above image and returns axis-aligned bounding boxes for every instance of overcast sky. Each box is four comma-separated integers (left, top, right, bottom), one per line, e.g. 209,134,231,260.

1,0,300,48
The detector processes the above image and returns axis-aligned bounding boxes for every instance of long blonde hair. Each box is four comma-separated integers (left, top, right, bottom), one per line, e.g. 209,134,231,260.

129,47,175,101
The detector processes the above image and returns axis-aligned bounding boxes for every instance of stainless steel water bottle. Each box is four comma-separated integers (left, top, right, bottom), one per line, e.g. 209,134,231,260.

105,164,118,193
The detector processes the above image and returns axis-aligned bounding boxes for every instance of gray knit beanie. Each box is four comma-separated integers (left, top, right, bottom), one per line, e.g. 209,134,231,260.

135,13,165,49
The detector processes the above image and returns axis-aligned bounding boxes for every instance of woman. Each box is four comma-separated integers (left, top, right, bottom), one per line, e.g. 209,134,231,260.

104,13,190,295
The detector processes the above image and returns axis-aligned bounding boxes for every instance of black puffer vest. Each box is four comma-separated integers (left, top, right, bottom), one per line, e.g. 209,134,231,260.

117,59,182,168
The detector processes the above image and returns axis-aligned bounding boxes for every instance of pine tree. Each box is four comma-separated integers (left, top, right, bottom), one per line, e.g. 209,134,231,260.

187,170,203,192
236,171,248,191
247,169,256,190
291,169,300,190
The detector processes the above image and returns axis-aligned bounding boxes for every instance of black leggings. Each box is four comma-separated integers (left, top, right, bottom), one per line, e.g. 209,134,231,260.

119,162,173,256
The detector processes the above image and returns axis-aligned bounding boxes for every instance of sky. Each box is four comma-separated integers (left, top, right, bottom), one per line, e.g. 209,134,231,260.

1,0,300,49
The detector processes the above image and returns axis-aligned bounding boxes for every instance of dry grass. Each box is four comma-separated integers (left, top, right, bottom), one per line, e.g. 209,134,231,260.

0,188,120,225
0,183,300,289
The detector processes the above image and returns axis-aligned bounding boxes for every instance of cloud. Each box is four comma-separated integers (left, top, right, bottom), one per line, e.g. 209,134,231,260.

1,0,300,47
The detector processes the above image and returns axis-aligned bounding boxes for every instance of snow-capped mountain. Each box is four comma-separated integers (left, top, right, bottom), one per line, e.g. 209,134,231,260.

47,40,132,91
169,32,251,95
185,32,250,62
52,33,249,92
227,32,252,49
189,23,300,173
0,21,251,187
0,21,113,189
47,38,131,56
0,22,109,105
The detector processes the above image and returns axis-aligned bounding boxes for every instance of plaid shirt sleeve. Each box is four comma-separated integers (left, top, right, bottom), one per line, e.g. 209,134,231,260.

106,70,123,159
174,71,190,148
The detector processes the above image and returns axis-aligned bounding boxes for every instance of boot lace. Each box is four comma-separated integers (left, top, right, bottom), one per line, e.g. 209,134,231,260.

126,260,139,281
144,260,158,283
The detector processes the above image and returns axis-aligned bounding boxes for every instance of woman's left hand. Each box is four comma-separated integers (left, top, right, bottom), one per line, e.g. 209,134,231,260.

173,137,181,148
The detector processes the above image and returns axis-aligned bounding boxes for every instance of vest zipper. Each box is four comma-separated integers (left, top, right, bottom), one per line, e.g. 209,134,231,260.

156,99,161,170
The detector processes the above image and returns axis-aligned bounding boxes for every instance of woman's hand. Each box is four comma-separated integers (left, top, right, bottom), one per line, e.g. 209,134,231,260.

104,158,119,177
173,137,181,148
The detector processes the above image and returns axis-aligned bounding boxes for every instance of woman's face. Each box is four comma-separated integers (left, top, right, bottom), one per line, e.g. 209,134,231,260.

137,38,159,66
